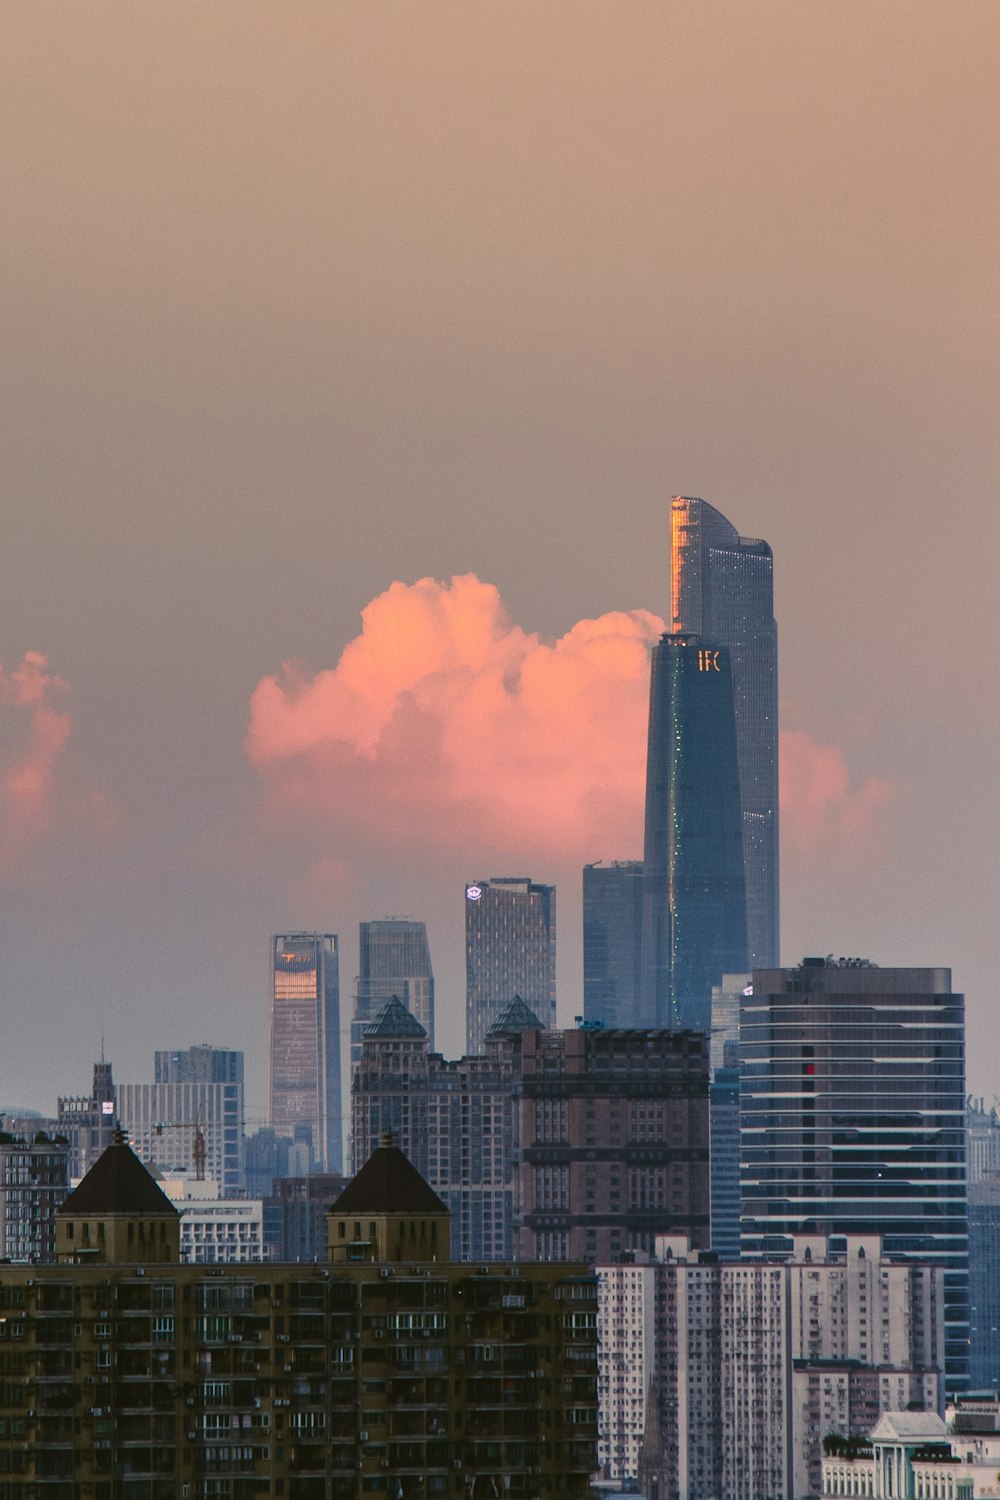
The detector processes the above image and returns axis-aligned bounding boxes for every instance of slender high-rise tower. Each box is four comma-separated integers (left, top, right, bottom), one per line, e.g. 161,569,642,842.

640,634,748,1031
582,860,644,1028
268,933,342,1173
351,918,436,1066
668,496,778,969
465,877,556,1054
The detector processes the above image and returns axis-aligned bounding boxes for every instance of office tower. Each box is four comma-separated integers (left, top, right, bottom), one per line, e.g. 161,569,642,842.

710,1040,741,1259
465,877,556,1054
969,1181,1000,1390
154,1045,244,1085
597,1234,943,1499
269,932,342,1173
517,1024,710,1263
668,495,779,969
0,1131,69,1263
352,995,539,1260
116,1077,245,1196
10,1131,598,1499
741,957,969,1392
583,860,644,1027
351,917,435,1067
710,971,750,1073
263,1172,348,1262
640,634,748,1032
57,1056,117,1179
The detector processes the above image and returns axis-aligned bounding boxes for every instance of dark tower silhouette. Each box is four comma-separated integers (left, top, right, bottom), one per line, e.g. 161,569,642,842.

668,496,778,969
640,634,748,1031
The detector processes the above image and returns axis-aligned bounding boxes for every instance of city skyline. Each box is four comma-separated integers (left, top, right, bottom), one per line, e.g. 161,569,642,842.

0,3,995,1109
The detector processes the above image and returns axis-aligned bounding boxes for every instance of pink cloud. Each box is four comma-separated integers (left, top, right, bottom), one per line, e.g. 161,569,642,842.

779,727,898,856
247,575,898,879
248,574,663,867
0,651,73,866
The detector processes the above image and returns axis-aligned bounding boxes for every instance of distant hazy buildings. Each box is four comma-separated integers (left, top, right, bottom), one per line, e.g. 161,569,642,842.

583,860,644,1027
710,971,750,1073
966,1096,1000,1184
155,1045,244,1085
465,877,556,1054
969,1180,1000,1391
640,633,748,1031
352,995,535,1261
741,958,969,1392
57,1056,117,1179
351,918,435,1064
268,932,342,1173
116,1077,245,1197
597,1234,944,1500
666,495,779,970
517,1025,710,1263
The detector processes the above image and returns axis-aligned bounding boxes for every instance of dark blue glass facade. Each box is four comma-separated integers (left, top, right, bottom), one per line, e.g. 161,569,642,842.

669,496,778,969
465,878,556,1055
640,633,748,1032
740,959,969,1392
582,860,644,1028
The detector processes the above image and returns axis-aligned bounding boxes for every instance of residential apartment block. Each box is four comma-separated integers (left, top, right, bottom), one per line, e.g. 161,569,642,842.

0,1131,598,1500
0,1131,69,1264
517,1025,710,1263
351,995,530,1261
597,1235,944,1500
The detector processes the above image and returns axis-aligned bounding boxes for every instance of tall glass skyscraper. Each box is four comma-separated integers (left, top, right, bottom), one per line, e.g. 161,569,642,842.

740,958,969,1392
668,496,778,969
268,933,342,1173
351,918,435,1066
465,878,556,1055
640,634,748,1032
582,860,644,1028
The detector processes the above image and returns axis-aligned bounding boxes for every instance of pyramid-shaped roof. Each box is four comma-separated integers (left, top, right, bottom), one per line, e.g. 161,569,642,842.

487,995,545,1035
363,996,427,1039
58,1133,179,1218
329,1139,448,1217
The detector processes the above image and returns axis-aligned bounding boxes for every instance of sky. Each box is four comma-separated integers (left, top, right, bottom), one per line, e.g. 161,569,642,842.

0,1,997,1119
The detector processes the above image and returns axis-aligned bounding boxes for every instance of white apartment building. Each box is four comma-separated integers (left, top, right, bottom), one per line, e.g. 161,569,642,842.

596,1261,656,1479
597,1235,944,1500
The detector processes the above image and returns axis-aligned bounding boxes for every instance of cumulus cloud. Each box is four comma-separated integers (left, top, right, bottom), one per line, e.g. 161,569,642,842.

0,651,73,866
248,574,663,866
779,727,898,856
247,575,898,880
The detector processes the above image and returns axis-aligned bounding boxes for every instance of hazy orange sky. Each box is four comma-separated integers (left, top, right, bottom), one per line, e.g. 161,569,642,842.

1,1,997,1115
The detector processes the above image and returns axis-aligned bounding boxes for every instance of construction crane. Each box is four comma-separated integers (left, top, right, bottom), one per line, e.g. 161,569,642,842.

153,1116,207,1181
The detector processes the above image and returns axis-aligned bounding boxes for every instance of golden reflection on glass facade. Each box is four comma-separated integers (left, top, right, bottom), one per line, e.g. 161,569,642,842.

268,934,342,1172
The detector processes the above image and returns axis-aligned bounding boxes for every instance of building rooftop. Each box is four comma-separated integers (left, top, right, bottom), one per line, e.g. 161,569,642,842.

58,1132,179,1218
871,1413,949,1442
363,995,427,1039
329,1138,448,1217
487,995,545,1035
